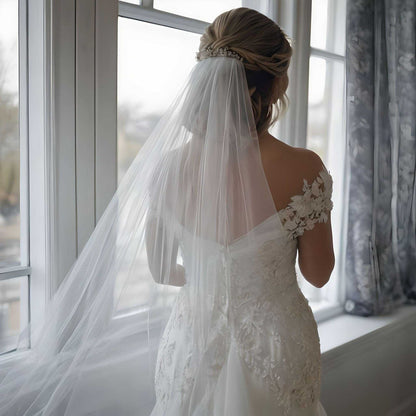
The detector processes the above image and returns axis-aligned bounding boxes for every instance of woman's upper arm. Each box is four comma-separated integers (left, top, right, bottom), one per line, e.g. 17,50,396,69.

297,213,335,288
294,150,335,288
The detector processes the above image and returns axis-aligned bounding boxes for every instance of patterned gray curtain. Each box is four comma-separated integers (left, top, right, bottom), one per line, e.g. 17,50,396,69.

344,0,416,316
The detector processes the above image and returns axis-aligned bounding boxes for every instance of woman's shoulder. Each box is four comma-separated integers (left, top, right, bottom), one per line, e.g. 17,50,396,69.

260,135,330,210
265,137,326,179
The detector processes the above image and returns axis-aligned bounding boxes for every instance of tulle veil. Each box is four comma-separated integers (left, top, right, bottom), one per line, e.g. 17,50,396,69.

0,53,284,415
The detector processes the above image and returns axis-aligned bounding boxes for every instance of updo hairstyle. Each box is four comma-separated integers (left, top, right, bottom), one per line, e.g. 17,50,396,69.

197,7,293,135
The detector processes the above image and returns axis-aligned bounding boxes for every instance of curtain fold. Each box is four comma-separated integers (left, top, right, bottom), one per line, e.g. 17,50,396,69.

344,0,416,316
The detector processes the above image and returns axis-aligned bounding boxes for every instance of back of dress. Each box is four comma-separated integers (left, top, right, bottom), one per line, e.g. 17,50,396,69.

150,161,333,415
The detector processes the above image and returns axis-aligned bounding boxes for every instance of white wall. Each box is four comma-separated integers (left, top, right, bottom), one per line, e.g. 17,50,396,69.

320,308,416,416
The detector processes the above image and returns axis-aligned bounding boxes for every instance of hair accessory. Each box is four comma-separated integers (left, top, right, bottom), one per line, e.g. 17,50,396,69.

196,46,244,62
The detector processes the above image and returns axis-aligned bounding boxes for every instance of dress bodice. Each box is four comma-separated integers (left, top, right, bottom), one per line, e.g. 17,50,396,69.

177,168,333,289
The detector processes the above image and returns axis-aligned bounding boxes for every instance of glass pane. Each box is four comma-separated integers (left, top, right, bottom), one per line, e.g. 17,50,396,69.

310,0,328,50
308,56,326,105
306,56,345,163
117,19,202,311
311,0,346,55
122,0,141,5
0,276,28,354
0,0,20,268
117,18,200,182
303,56,345,305
154,0,242,22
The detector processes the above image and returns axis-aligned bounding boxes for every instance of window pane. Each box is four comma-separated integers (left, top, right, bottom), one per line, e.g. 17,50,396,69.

305,55,345,306
154,0,242,22
0,276,28,354
308,56,326,105
0,0,20,268
311,0,346,55
117,19,202,311
117,18,200,182
306,56,345,164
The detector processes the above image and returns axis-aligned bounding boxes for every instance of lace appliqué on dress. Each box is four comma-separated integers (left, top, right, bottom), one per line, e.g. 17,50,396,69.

278,169,334,240
230,239,321,414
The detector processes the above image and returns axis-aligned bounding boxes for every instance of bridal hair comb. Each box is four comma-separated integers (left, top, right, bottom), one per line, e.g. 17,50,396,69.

196,46,244,62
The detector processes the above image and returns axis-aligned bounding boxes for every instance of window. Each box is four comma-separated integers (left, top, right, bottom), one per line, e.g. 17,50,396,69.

0,0,30,355
296,0,347,318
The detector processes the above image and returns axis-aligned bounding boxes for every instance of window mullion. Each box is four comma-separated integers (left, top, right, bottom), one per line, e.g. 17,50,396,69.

310,46,345,61
118,2,208,34
95,0,118,221
19,0,29,268
0,267,31,281
27,0,53,327
141,0,153,8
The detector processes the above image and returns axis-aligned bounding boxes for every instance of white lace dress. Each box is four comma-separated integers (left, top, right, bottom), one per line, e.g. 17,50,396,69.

151,170,333,416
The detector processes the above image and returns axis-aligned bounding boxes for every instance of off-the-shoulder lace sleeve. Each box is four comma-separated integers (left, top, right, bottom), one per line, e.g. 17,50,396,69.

278,169,334,240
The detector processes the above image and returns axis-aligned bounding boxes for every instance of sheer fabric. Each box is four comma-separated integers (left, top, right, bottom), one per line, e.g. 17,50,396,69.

0,56,332,415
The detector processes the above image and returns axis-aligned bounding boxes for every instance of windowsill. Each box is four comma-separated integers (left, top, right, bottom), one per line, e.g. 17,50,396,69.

311,300,345,323
317,304,416,359
2,305,416,370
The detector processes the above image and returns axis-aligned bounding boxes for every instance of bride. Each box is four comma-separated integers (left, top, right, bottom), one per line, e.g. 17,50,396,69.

0,7,334,416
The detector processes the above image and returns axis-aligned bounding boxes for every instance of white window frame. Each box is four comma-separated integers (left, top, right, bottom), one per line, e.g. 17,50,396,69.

1,0,119,361
0,0,31,358
0,0,54,361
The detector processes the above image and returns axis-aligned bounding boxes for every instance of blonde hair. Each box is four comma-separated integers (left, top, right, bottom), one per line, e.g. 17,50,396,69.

197,7,293,136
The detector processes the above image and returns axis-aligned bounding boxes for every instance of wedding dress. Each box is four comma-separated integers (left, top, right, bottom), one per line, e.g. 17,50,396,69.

150,171,332,416
0,51,332,416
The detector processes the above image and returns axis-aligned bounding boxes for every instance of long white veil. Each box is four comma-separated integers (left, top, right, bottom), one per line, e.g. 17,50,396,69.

0,54,283,415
